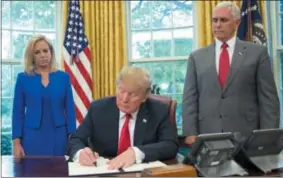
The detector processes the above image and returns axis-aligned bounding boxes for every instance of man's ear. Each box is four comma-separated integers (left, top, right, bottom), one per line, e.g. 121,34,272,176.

142,93,149,102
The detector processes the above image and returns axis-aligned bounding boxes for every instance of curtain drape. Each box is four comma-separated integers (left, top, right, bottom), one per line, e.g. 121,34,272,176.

62,1,127,99
196,0,266,47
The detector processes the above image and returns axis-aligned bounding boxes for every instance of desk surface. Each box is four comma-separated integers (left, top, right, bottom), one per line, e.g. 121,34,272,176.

2,156,68,177
2,155,283,177
1,156,182,177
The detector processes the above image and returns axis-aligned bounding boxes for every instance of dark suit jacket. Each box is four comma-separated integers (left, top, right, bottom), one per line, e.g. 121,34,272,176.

67,96,178,162
182,39,280,137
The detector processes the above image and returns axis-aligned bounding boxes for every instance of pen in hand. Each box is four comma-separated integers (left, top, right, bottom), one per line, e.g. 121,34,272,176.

88,137,98,167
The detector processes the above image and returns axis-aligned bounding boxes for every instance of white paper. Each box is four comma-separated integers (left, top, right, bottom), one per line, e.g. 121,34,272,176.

64,155,70,161
68,157,119,176
68,156,167,176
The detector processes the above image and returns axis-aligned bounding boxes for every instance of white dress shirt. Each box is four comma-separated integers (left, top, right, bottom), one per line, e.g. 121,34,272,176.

118,110,145,163
215,36,236,74
73,109,145,163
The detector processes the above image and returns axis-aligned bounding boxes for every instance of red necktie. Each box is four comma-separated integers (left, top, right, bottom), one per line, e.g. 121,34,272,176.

117,113,131,155
218,42,230,88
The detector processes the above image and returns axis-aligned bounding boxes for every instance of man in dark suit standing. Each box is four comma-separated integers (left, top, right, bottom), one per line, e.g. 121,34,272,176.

182,1,280,146
67,66,178,169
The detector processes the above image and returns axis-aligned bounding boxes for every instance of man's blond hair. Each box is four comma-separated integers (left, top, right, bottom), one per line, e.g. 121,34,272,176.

116,66,152,95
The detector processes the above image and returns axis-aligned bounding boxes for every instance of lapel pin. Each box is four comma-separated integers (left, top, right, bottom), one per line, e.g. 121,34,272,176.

238,52,243,55
143,118,147,123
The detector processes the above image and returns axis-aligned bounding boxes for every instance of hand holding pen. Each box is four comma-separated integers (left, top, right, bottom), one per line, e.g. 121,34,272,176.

88,137,99,166
77,138,99,166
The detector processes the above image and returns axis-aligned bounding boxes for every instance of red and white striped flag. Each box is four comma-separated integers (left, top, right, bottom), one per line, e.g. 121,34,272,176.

63,0,93,126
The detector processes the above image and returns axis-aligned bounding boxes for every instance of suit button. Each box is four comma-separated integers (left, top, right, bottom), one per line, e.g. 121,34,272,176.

220,115,222,118
221,95,225,99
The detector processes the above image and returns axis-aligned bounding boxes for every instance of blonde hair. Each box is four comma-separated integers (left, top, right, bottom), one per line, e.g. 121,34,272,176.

214,1,241,20
116,66,152,95
24,35,57,74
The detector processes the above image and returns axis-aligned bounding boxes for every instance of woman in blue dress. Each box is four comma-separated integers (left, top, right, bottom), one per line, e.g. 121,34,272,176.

12,35,76,157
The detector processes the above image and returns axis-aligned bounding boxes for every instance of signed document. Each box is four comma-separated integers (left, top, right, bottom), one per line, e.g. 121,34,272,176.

68,157,167,176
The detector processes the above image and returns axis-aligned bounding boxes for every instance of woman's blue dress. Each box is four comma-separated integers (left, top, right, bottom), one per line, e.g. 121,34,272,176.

21,82,68,156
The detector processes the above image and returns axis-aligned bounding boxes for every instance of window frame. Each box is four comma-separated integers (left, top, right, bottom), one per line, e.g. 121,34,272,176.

1,1,63,65
125,1,198,63
125,1,198,135
1,1,63,137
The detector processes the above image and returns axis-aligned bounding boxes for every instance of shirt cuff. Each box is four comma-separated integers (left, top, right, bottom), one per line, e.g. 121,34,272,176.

132,146,145,164
73,149,83,163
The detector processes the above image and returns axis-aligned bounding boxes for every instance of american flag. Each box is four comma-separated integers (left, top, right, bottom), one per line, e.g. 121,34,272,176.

63,0,93,126
237,0,267,45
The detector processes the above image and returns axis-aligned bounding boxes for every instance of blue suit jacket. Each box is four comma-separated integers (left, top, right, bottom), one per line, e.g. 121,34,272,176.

12,70,76,139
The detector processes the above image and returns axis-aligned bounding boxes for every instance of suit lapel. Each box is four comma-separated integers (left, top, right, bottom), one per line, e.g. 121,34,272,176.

206,43,222,93
110,99,120,154
222,39,246,93
133,102,149,146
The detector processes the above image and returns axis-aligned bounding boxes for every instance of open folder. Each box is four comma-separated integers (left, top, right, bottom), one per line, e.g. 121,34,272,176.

68,156,167,176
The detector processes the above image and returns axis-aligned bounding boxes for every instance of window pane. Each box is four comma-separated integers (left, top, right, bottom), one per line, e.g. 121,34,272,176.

1,98,13,155
34,1,56,30
1,132,12,155
280,0,283,12
175,60,187,93
153,30,171,57
172,1,193,27
12,65,24,91
11,1,33,30
132,32,151,59
1,65,12,97
1,1,58,155
2,30,11,59
131,1,151,30
174,94,183,135
2,1,10,28
12,31,33,60
129,1,194,60
1,98,13,130
174,28,194,56
151,1,172,29
131,61,150,69
151,62,174,94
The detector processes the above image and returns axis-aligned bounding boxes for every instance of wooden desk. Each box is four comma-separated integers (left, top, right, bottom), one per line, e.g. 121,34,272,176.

1,156,186,177
2,156,282,177
2,156,68,177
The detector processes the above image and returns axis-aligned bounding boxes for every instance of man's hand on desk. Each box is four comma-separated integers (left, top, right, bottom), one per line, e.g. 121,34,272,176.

78,147,99,166
107,147,136,170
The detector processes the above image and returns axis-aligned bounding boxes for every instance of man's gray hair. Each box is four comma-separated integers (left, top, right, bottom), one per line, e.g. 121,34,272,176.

214,1,241,20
